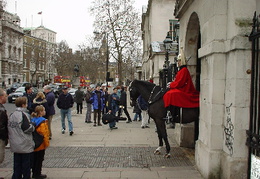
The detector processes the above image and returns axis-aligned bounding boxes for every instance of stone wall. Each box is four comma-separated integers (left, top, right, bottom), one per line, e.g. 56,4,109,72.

175,0,255,178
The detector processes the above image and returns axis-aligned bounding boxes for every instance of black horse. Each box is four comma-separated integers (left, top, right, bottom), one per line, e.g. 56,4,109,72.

129,79,199,158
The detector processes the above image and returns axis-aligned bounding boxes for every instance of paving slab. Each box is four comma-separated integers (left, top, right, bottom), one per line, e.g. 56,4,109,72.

0,104,204,179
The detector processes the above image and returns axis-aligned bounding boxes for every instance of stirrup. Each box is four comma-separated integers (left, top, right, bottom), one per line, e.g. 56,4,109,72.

164,111,172,124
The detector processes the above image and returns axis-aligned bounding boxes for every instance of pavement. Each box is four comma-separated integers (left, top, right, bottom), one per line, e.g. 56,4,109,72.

0,105,204,179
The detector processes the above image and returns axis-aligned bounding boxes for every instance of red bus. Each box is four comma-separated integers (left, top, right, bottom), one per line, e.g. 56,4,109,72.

54,76,71,87
79,76,91,87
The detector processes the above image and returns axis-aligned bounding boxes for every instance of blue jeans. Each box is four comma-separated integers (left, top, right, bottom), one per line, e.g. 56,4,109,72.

85,103,92,122
109,120,116,128
134,113,142,121
60,108,73,132
12,153,32,179
109,105,118,128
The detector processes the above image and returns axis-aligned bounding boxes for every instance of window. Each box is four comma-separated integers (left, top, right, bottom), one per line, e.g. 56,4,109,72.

23,59,27,67
169,19,178,41
8,46,11,58
23,73,26,81
18,49,21,60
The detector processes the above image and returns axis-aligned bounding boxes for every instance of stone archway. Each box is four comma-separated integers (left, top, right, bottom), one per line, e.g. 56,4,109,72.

177,12,201,146
185,12,201,87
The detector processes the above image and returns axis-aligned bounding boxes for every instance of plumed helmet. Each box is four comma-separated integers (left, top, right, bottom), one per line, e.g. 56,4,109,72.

177,54,182,60
178,47,187,66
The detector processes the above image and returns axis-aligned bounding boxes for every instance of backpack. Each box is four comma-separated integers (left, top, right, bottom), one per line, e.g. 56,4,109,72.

22,112,43,149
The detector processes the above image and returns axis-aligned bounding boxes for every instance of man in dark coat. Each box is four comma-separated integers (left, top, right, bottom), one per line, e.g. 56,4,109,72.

23,85,34,114
118,86,132,123
0,88,8,164
74,86,84,114
57,87,74,136
85,86,93,123
43,85,56,140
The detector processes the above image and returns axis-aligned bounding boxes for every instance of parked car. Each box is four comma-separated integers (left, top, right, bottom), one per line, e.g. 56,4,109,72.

8,86,38,103
6,82,31,95
68,88,77,98
48,83,62,98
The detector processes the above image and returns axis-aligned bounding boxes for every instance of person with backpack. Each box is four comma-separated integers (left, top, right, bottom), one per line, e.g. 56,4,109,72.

31,105,49,179
85,86,93,123
8,97,35,179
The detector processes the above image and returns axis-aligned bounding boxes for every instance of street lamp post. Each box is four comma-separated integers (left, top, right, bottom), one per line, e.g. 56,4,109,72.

162,32,173,89
94,31,113,87
105,33,109,87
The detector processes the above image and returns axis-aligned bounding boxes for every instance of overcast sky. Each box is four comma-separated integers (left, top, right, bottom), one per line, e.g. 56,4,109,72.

5,0,148,51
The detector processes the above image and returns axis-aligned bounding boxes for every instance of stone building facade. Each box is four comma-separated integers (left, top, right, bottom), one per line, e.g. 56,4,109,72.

142,0,259,178
141,0,177,84
29,26,57,84
174,0,255,178
1,11,24,86
23,30,47,86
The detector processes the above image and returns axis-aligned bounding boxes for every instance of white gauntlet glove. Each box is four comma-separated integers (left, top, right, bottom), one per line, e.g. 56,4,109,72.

167,82,171,88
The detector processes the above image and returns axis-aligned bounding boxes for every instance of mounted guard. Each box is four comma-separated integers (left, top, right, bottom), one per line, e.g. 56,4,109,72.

163,48,199,120
128,49,200,158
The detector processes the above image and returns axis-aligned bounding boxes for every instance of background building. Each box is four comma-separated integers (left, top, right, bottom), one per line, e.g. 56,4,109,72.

141,0,177,84
1,11,24,86
23,30,47,86
30,26,57,84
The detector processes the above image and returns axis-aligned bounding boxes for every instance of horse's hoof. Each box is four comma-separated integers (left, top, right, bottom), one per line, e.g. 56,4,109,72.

154,150,161,155
164,153,171,158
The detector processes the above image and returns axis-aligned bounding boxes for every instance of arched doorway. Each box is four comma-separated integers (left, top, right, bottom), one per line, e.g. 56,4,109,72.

185,12,201,142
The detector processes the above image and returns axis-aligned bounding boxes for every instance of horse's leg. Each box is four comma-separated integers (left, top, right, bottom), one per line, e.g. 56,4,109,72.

155,119,171,158
161,121,171,158
154,120,163,155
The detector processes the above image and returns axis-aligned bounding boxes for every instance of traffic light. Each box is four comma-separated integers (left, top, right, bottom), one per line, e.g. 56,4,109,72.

106,72,113,82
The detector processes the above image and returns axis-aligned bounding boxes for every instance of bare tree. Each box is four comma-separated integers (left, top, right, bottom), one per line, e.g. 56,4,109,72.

55,40,73,76
90,0,142,85
78,39,102,84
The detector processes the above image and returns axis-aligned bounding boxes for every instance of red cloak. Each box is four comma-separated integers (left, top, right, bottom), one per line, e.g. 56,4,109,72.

163,66,199,108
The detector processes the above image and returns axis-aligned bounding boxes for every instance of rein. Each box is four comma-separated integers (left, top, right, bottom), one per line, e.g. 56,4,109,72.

148,86,156,104
148,85,164,105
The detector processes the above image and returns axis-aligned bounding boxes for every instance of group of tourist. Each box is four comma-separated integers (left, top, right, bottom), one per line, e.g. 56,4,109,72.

73,84,136,130
0,84,56,179
0,82,149,178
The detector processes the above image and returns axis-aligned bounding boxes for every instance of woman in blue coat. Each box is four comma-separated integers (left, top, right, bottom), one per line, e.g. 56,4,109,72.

90,85,105,127
108,87,120,129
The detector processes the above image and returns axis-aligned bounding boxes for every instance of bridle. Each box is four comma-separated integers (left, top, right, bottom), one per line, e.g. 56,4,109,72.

129,81,164,105
148,85,156,104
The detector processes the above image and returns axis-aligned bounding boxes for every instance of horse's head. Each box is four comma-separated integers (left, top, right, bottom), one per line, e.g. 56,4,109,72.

128,80,140,107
